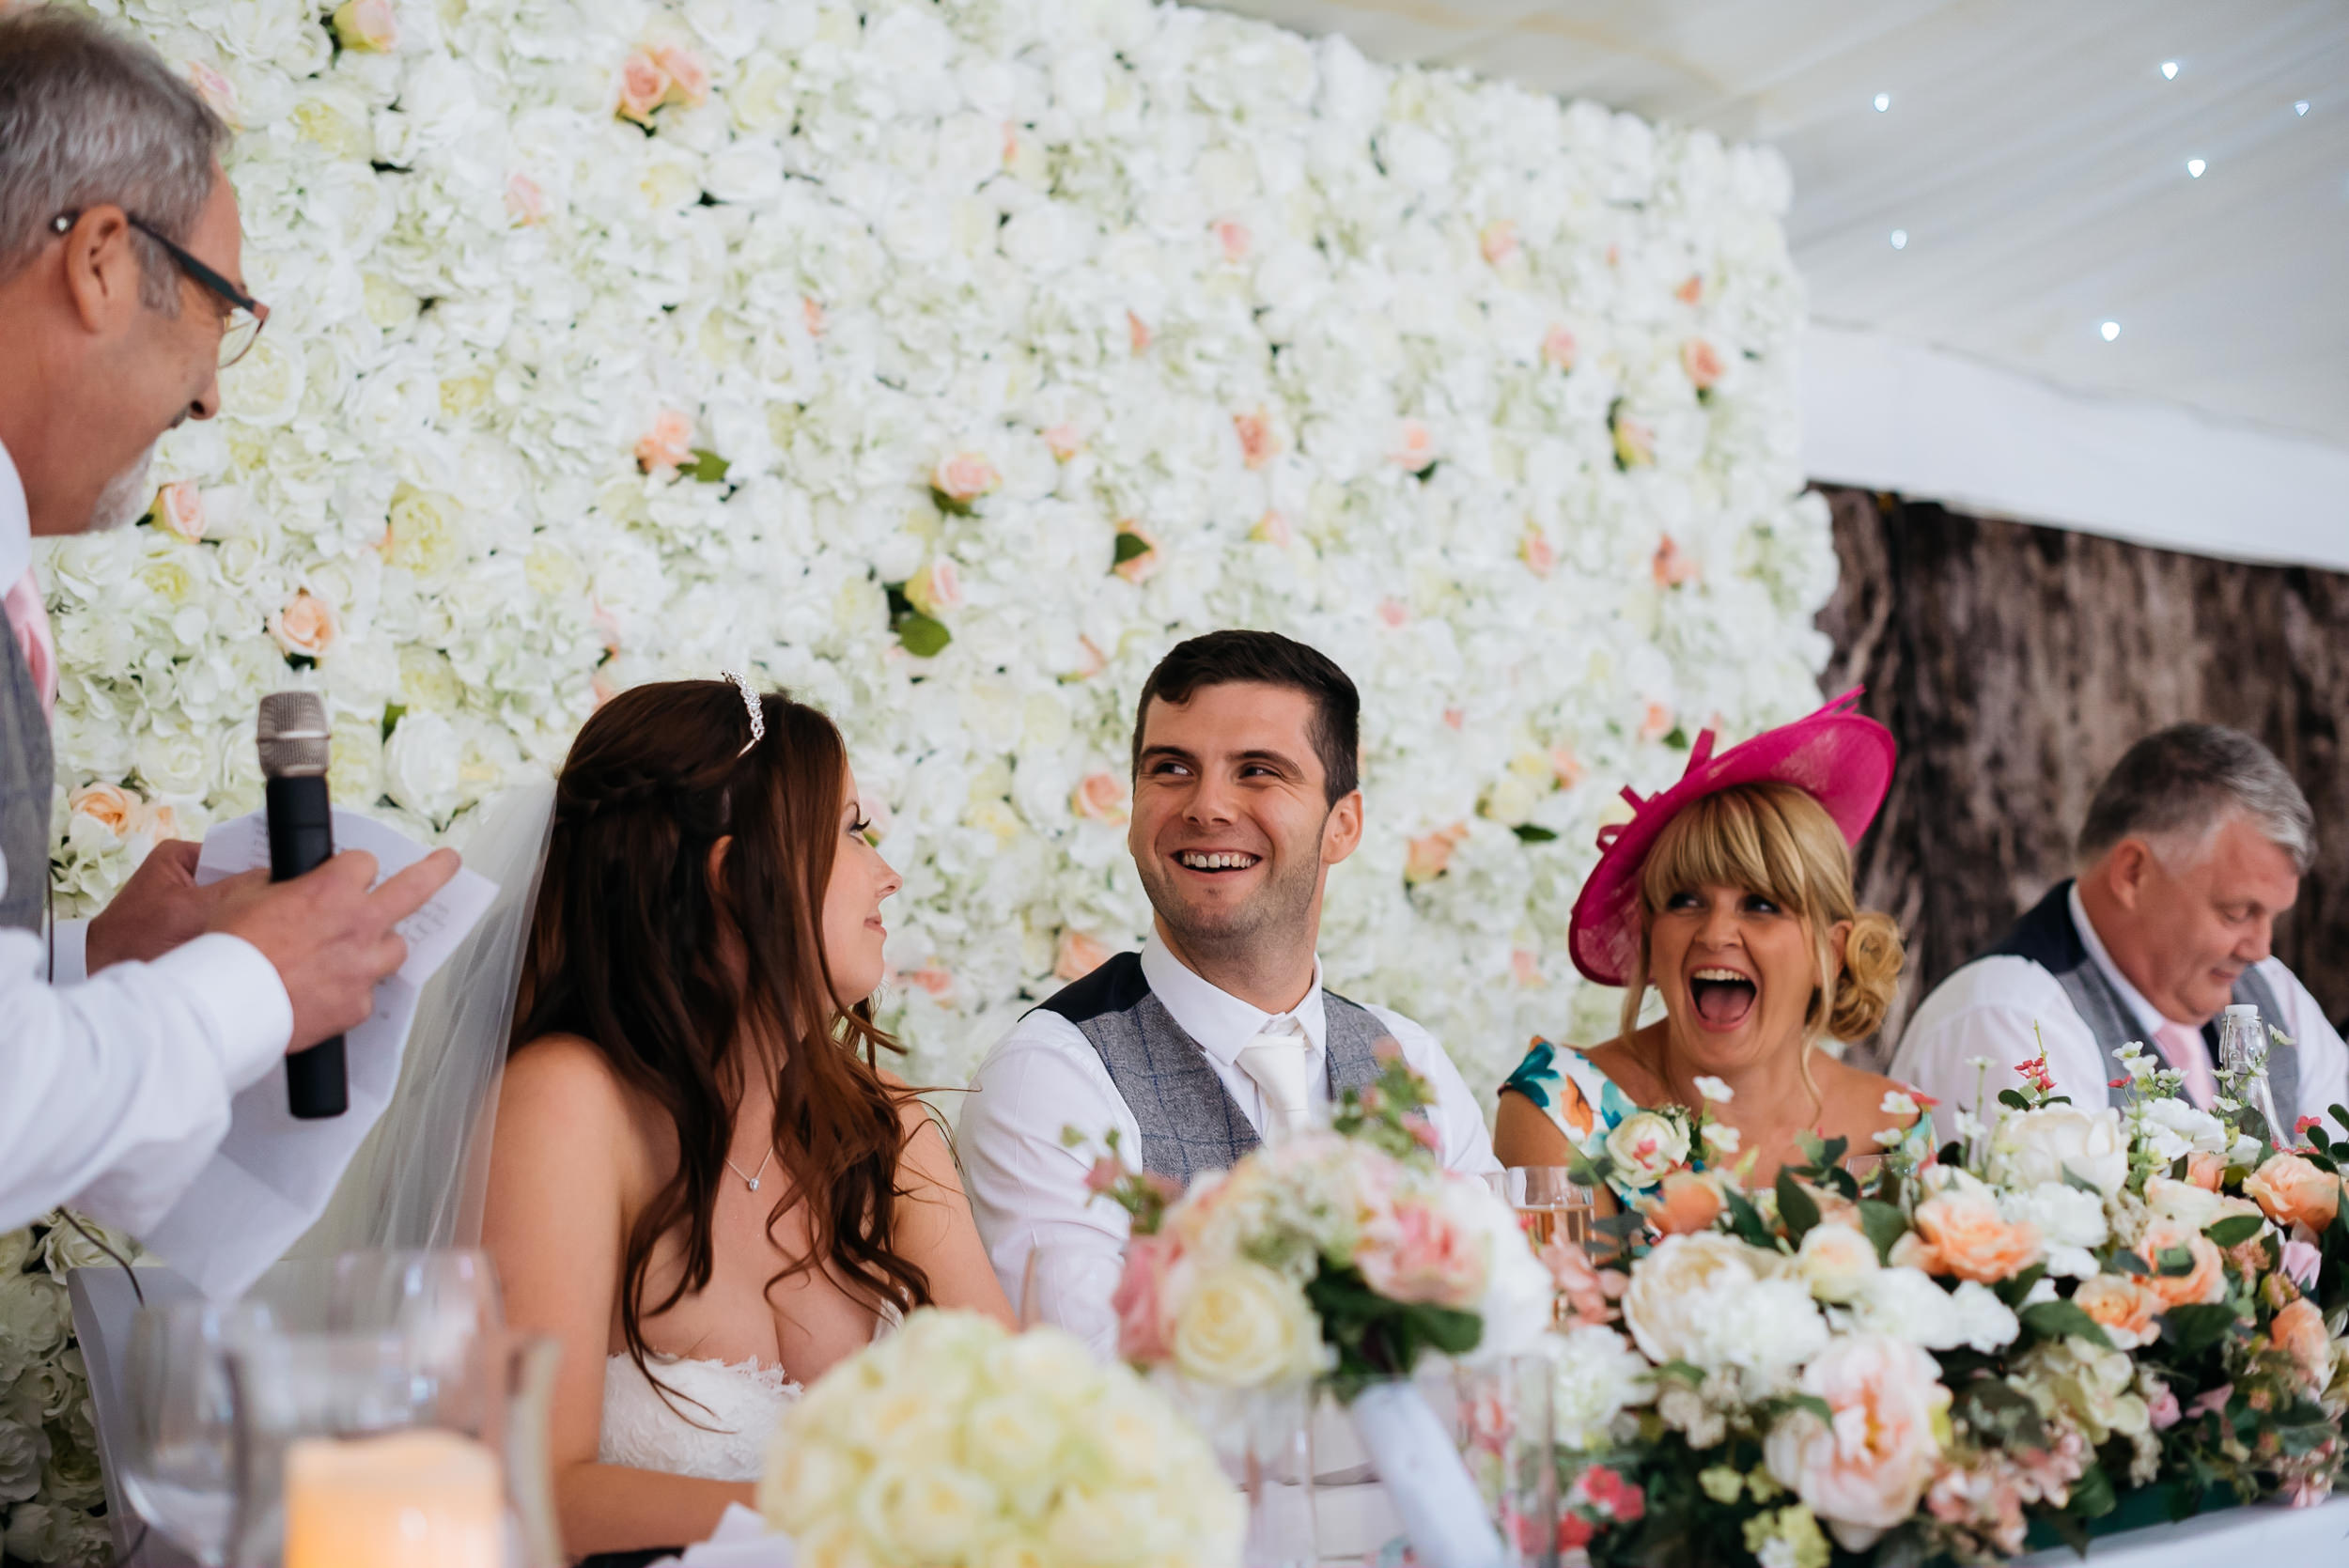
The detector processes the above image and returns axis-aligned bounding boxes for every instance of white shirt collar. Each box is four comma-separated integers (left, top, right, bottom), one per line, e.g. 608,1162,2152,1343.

0,436,27,587
1139,928,1328,1066
2067,881,2171,1040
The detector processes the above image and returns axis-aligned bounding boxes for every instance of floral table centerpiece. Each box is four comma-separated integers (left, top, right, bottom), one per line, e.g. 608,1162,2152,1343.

1087,1051,1556,1567
756,1309,1240,1567
1541,1036,2349,1566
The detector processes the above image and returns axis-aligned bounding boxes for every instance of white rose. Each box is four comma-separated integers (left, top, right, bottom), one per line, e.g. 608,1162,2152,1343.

1623,1234,1826,1375
1945,1281,2021,1353
2140,1175,2225,1233
1797,1223,1880,1303
382,710,461,822
1988,1106,2129,1196
1604,1110,1690,1189
1999,1181,2110,1279
1550,1324,1655,1451
1170,1261,1324,1389
854,1459,998,1562
2140,1098,2230,1163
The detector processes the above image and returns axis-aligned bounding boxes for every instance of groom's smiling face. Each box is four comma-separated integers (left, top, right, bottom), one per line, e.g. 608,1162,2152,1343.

1128,681,1362,957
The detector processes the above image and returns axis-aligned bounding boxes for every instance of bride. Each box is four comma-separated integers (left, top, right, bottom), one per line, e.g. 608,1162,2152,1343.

482,676,1013,1560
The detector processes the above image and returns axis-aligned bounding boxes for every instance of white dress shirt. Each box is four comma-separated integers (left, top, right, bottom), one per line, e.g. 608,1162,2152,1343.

0,434,297,1235
957,931,1501,1355
1891,883,2349,1143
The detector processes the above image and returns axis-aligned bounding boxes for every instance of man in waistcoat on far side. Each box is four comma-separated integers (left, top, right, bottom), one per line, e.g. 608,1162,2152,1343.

959,629,1501,1352
1894,724,2346,1143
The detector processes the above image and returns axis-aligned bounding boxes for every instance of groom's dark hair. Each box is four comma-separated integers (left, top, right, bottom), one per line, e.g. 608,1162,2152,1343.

1133,629,1360,805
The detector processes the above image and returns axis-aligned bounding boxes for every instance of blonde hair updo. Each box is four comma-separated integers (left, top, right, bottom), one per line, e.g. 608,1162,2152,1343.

1617,782,1905,1048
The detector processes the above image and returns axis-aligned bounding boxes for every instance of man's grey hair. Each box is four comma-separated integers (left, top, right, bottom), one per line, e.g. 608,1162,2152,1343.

0,8,228,312
2078,723,2316,875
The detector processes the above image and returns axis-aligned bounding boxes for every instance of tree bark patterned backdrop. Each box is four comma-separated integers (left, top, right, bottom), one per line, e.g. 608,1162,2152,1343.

1815,486,2349,1067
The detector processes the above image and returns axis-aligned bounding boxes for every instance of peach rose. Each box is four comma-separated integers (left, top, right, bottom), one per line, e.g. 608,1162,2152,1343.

1360,1195,1487,1310
151,481,205,543
1053,928,1112,983
1404,824,1468,885
2185,1151,2226,1191
1541,325,1578,370
635,410,693,476
70,783,140,839
330,0,398,53
906,967,953,998
1645,1170,1725,1237
1070,771,1128,824
506,173,549,226
615,46,672,124
1112,1232,1177,1362
1111,523,1160,583
2244,1153,2342,1231
1766,1335,1948,1540
1479,220,1519,266
1390,419,1436,472
1681,338,1725,391
1637,702,1674,743
1549,746,1583,788
1233,409,1276,470
270,590,338,659
902,556,961,617
1908,1188,2044,1283
1510,949,1542,987
1653,535,1697,587
2134,1219,2227,1310
653,45,709,108
801,297,827,337
1518,526,1555,578
1611,411,1657,469
1213,219,1251,263
1127,310,1151,355
1376,598,1408,629
2272,1297,2334,1387
185,61,241,128
930,452,1001,504
1675,273,1703,304
1249,510,1292,548
2073,1275,2164,1350
1042,423,1083,461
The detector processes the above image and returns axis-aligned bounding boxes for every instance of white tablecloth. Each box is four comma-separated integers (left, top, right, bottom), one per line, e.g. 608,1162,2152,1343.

2013,1493,2349,1565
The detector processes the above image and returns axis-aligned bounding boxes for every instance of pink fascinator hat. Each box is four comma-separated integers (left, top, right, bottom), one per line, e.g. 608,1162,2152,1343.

1566,688,1896,986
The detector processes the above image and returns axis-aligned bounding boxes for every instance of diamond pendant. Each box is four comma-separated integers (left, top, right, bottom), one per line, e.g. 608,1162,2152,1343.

747,1177,760,1192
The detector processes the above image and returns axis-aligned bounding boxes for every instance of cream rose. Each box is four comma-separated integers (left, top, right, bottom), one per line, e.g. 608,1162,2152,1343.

1170,1261,1323,1389
1605,1110,1690,1189
1797,1221,1881,1303
1623,1234,1826,1374
1989,1105,2129,1196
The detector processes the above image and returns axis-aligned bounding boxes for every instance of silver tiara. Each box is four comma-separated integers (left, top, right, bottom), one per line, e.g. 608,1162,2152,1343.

722,670,763,757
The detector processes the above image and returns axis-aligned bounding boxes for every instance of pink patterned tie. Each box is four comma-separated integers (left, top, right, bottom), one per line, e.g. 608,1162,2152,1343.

3,568,56,720
2155,1020,2217,1110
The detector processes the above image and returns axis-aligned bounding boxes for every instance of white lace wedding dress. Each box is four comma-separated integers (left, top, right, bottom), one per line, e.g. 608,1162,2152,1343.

598,1353,804,1483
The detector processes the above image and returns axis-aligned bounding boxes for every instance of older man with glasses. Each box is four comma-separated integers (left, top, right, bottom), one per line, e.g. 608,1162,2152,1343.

0,11,459,1238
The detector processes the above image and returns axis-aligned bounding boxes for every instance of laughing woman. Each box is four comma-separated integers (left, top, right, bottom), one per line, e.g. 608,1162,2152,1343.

1496,692,1927,1192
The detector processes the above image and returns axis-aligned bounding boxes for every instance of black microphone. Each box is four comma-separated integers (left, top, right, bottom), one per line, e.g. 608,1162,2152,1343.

257,691,346,1119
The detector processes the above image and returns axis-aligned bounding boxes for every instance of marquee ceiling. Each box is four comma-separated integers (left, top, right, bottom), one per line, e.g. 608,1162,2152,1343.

1208,0,2349,449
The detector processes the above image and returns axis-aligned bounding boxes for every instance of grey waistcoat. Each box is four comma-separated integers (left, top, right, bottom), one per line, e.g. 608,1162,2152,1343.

1034,952,1393,1185
1982,880,2297,1124
0,598,50,935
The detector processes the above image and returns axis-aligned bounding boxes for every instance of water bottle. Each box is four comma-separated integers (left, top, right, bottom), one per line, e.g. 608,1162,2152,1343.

2217,1003,2285,1146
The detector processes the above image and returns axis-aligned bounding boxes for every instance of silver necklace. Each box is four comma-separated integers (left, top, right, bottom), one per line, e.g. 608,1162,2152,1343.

724,1145,776,1193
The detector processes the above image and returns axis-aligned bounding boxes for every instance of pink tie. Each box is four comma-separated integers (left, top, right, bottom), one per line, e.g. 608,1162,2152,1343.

3,569,56,720
2155,1020,2217,1110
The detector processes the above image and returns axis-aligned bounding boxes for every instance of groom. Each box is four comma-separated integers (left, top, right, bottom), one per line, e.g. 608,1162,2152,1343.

959,629,1499,1351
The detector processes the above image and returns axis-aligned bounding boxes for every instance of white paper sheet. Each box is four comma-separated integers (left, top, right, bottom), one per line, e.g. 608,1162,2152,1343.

140,808,497,1299
648,1502,795,1566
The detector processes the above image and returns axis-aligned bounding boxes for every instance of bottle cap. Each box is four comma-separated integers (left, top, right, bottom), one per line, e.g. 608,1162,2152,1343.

2223,1002,2260,1017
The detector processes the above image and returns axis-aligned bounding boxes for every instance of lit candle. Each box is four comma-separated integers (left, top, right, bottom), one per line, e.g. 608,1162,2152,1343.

283,1429,503,1568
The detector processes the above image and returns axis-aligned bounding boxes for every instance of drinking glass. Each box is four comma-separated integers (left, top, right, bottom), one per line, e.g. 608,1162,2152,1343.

118,1299,280,1566
1451,1354,1557,1568
1501,1167,1596,1253
328,1249,505,1433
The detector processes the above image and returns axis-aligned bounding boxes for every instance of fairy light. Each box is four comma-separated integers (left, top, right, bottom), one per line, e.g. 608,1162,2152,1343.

2186,158,2206,178
2161,60,2179,80
1873,92,1890,112
2099,320,2122,342
1889,229,1907,249
2295,101,2310,116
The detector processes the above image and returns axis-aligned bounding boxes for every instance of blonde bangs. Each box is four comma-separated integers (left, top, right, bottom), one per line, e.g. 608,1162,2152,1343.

1637,784,1842,925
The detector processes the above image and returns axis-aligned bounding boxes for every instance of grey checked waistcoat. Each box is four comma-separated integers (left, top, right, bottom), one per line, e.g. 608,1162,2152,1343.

0,597,51,935
1035,952,1393,1185
1982,880,2297,1123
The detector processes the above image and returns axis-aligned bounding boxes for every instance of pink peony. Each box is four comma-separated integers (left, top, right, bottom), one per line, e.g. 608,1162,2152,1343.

1358,1195,1487,1310
1111,1232,1178,1362
1768,1335,1948,1542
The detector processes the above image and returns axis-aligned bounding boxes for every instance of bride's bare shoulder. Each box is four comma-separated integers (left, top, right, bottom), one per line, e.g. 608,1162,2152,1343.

497,1035,656,1168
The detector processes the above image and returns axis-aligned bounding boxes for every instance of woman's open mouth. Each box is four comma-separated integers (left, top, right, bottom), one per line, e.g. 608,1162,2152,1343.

1688,967,1757,1030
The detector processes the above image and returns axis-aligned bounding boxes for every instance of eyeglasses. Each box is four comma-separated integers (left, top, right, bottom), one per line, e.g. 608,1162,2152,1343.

50,210,271,367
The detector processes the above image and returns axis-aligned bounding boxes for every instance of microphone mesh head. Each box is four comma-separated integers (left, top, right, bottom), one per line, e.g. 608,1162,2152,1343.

257,691,332,778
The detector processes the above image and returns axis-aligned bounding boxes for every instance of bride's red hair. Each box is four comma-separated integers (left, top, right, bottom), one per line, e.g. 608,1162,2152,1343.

513,680,927,1404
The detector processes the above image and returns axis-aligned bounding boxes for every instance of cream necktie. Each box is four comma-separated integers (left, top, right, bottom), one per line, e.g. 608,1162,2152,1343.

1236,1016,1313,1141
2154,1020,2218,1110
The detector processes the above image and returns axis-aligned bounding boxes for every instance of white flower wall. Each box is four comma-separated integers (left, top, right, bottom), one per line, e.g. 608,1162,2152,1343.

53,0,1834,1100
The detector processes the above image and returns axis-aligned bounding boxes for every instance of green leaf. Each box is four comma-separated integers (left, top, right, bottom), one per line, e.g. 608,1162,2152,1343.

1997,1088,2030,1110
1112,531,1152,566
2156,1244,2197,1277
381,701,408,740
685,447,730,484
1654,1359,1706,1388
2060,1166,2105,1195
1510,823,1558,843
1858,1199,1908,1265
1720,1186,1775,1250
2107,1250,2152,1276
894,612,951,658
1993,1262,2047,1308
1661,725,1690,750
2160,1303,2239,1357
2331,1103,2349,1136
929,485,977,517
2019,1299,2116,1350
2202,1214,2263,1248
1786,1392,1833,1423
2069,1461,2118,1521
1775,1168,1821,1245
